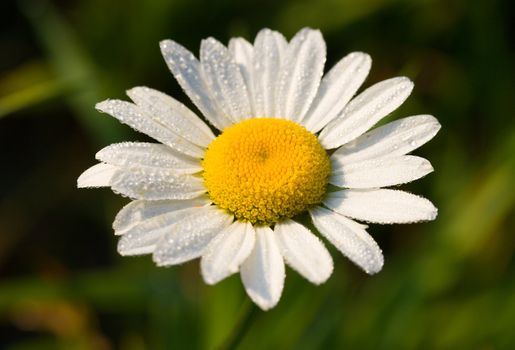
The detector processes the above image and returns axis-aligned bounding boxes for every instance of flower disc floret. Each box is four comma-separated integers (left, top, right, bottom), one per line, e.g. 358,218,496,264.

202,118,331,224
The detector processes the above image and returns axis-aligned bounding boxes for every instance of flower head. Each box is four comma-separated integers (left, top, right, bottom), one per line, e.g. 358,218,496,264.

78,28,440,310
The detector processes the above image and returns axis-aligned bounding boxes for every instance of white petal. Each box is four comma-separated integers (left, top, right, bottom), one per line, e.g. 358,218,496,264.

201,221,255,284
310,207,383,274
274,220,333,284
113,197,210,235
110,168,205,200
229,37,254,67
118,229,164,256
77,163,117,188
153,206,233,266
324,189,438,224
200,38,252,122
126,87,215,148
303,52,371,133
117,202,213,256
320,77,414,149
96,142,202,174
330,155,433,188
228,38,256,115
276,28,326,122
331,115,441,164
252,28,287,117
95,100,204,158
240,226,285,310
160,40,231,130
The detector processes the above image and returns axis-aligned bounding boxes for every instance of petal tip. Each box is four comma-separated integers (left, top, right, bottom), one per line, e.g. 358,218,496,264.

365,252,384,275
76,176,88,188
95,100,112,113
404,78,415,89
159,39,173,50
77,163,116,188
152,254,168,267
429,206,438,220
389,76,414,91
257,27,273,35
125,86,140,96
425,161,435,173
250,294,280,311
201,271,218,285
365,263,384,275
200,260,222,285
310,263,334,285
432,118,442,134
117,244,129,256
347,51,372,67
359,52,372,67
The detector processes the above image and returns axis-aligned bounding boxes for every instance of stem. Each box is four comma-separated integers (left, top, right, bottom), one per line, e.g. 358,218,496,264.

217,301,258,350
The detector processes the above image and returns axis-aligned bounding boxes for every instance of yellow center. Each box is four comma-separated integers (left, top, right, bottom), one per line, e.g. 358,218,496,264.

202,118,331,224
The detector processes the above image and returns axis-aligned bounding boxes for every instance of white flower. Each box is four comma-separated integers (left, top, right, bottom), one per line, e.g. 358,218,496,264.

78,28,440,310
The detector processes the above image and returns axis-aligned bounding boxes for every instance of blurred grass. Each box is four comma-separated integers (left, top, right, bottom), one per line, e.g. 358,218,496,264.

0,0,514,349
19,0,125,143
0,63,62,119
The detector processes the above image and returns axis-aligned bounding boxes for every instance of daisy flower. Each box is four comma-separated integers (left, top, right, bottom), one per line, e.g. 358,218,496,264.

78,28,440,310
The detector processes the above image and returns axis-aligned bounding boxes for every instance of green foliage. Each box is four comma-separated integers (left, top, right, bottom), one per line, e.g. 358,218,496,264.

0,0,513,349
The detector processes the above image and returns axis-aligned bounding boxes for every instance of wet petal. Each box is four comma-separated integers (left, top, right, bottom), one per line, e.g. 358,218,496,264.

113,197,210,235
200,38,252,122
303,52,371,133
160,40,232,130
201,221,255,284
153,206,233,266
110,168,205,200
324,189,438,224
310,207,383,274
240,226,285,310
330,155,433,188
77,163,118,188
274,220,333,284
320,77,414,149
332,114,441,164
117,203,209,256
127,86,215,148
96,142,202,174
276,28,326,122
228,37,256,115
96,99,204,158
252,28,288,117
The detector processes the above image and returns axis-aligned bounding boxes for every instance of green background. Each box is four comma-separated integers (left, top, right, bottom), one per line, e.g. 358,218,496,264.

1,0,514,349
